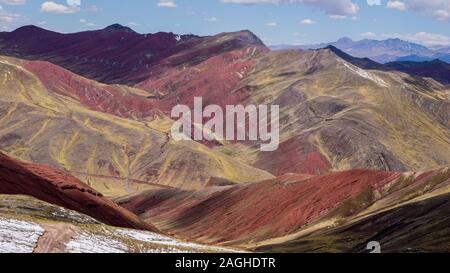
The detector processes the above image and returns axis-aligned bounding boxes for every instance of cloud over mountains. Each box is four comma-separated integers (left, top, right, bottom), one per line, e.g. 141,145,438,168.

221,0,359,15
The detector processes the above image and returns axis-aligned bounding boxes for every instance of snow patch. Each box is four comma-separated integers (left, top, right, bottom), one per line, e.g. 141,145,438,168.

0,217,44,253
116,229,235,252
66,231,128,253
341,61,389,87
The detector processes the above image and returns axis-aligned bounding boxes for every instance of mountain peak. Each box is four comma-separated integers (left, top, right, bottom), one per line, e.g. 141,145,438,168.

386,38,402,42
103,24,135,33
429,59,447,65
11,25,54,35
324,45,344,55
337,37,353,43
215,29,266,48
324,45,384,70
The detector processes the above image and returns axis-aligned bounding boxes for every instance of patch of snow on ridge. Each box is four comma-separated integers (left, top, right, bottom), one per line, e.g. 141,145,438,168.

66,232,128,253
116,229,236,253
0,217,44,253
341,61,389,87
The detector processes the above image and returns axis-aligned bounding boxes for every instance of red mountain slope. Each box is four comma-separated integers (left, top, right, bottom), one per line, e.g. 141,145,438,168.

118,170,398,242
0,152,158,232
22,59,162,119
137,46,267,110
118,167,450,246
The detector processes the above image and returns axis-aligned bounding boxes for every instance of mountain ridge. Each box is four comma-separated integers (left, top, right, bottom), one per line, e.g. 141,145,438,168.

0,25,266,86
271,37,438,63
326,45,450,84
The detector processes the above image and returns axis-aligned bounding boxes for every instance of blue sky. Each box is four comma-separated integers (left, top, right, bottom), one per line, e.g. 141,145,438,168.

0,0,449,47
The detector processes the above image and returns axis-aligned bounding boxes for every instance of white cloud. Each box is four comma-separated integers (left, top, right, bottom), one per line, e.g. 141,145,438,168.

300,18,317,24
221,0,359,15
40,1,80,14
361,32,377,38
1,0,26,5
386,0,450,20
265,21,278,27
157,0,177,8
0,5,28,30
387,1,406,11
128,22,140,27
79,17,95,27
367,0,381,6
204,16,220,22
86,5,99,12
329,14,347,19
406,0,450,21
66,0,80,6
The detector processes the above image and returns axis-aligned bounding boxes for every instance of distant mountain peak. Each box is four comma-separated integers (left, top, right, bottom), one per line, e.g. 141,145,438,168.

11,25,54,35
103,24,135,33
237,29,265,45
324,45,351,57
216,29,266,47
324,45,385,70
15,25,44,31
386,38,402,42
324,45,340,51
271,37,434,63
337,37,353,43
429,59,447,65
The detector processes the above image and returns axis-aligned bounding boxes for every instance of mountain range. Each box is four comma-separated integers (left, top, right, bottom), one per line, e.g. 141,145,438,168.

326,45,450,84
0,25,449,253
271,37,450,64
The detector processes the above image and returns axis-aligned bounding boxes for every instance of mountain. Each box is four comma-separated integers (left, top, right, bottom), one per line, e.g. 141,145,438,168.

0,152,155,231
118,167,450,251
230,48,449,174
328,46,450,84
0,55,273,192
1,26,449,180
435,46,450,54
0,25,266,86
258,190,450,253
1,27,449,181
396,55,438,62
271,37,435,63
396,54,450,63
385,59,450,84
324,45,384,70
1,25,450,253
115,39,450,174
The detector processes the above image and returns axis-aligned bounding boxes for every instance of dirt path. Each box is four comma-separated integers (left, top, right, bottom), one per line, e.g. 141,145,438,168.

34,223,79,253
